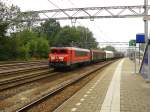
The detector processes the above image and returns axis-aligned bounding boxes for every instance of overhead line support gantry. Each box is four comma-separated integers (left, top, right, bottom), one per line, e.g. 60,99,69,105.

10,5,150,22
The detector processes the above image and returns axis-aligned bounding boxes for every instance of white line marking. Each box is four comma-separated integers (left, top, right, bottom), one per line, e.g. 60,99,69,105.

80,98,85,101
89,89,93,91
100,59,124,112
71,108,77,111
76,102,81,106
84,94,88,97
87,91,91,94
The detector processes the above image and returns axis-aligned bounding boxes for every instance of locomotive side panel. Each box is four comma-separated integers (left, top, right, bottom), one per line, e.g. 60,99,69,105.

70,48,90,66
73,50,90,64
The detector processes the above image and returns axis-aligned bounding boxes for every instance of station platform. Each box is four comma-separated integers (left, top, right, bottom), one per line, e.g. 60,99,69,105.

54,58,150,112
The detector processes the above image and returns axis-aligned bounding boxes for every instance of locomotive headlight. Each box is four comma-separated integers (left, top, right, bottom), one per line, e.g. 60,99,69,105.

59,57,64,61
51,56,55,60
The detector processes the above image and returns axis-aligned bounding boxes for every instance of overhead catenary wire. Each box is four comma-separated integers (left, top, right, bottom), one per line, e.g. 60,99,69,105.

67,0,78,8
47,0,71,18
91,21,114,42
46,0,76,27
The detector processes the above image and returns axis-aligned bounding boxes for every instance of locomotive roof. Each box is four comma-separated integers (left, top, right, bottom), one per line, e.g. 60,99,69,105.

51,47,90,52
91,49,105,52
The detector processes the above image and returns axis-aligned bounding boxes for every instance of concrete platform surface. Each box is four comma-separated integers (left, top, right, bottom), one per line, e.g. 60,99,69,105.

53,58,150,112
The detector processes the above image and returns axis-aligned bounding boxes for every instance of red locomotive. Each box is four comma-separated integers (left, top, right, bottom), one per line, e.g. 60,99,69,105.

49,47,91,68
48,47,123,69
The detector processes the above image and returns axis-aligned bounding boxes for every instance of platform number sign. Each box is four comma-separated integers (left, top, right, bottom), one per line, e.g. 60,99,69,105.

129,40,136,46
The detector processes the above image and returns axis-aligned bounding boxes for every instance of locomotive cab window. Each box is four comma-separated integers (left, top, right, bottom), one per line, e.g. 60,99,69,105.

59,49,67,54
51,49,58,54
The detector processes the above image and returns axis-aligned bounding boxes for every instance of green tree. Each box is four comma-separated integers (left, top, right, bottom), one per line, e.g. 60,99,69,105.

38,19,61,45
15,29,38,44
36,38,49,58
76,26,98,49
28,39,38,57
16,11,39,31
19,44,30,60
0,1,40,60
53,26,98,49
0,9,10,60
54,26,80,46
13,29,49,59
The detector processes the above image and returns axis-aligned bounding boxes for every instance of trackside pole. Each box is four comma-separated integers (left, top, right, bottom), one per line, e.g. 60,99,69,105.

148,43,150,81
144,0,150,81
134,46,136,74
139,43,140,64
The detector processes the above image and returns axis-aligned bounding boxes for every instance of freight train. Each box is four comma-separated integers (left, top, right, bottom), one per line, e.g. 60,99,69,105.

48,47,123,68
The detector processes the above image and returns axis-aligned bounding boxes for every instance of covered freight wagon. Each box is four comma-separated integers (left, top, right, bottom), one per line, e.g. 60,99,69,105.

90,50,106,62
105,50,114,60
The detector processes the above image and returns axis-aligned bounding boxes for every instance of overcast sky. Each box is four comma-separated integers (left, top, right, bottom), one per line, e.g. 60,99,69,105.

5,0,149,49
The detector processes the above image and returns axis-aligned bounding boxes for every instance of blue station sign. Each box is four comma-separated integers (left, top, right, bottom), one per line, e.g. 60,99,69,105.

136,34,145,43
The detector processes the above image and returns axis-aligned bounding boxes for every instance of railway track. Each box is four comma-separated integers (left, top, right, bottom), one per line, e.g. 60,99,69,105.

0,60,47,71
0,60,47,65
0,60,53,91
0,64,48,77
0,69,57,91
15,60,114,112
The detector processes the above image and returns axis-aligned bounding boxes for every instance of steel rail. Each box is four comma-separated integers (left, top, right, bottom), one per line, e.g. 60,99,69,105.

0,60,47,67
0,60,47,65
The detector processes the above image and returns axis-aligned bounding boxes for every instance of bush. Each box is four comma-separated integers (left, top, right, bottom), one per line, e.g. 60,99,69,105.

36,38,49,58
19,44,30,60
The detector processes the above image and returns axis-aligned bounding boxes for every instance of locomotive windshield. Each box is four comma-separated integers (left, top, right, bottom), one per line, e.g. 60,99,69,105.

51,49,67,54
59,49,67,54
51,49,58,53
